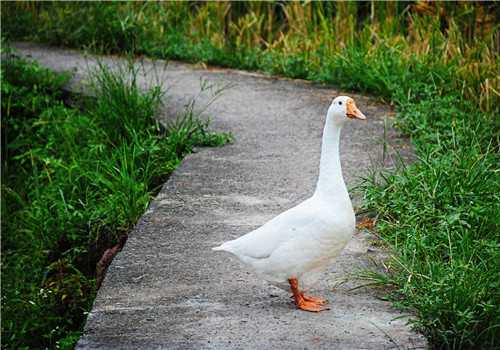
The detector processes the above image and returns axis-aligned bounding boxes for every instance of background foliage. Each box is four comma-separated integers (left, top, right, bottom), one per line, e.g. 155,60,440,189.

2,2,499,349
3,2,498,111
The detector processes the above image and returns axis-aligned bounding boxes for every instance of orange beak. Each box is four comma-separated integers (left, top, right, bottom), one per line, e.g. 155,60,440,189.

346,99,366,120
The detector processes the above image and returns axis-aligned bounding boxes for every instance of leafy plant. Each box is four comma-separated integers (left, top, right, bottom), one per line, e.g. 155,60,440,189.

1,54,230,349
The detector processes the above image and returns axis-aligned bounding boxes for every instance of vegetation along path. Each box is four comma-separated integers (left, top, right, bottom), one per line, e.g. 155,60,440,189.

16,42,425,349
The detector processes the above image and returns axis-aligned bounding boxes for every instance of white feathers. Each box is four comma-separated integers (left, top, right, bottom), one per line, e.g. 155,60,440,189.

213,96,361,290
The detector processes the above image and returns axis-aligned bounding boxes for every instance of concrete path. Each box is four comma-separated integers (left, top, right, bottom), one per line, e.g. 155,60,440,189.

16,43,424,349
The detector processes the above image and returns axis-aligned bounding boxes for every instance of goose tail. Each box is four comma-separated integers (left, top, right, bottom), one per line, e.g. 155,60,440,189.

212,241,234,252
212,245,225,251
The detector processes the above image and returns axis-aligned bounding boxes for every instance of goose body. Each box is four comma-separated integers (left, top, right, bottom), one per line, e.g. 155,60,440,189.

214,195,354,290
213,96,366,311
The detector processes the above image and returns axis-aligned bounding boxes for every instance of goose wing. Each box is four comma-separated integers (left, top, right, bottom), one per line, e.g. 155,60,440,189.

219,198,326,259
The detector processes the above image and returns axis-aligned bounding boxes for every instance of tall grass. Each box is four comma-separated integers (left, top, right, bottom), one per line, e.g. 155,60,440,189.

2,2,499,349
1,52,230,349
2,2,498,111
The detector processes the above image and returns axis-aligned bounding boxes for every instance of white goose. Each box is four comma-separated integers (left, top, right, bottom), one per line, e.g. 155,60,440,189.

213,96,366,312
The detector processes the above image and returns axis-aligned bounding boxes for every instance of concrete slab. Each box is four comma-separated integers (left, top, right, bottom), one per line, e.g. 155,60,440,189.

15,43,424,349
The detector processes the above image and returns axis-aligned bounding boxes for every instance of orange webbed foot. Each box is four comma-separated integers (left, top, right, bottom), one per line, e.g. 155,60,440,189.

301,293,329,305
297,299,330,312
288,278,330,313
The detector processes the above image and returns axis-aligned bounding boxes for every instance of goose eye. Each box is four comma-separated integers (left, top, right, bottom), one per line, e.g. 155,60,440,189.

338,101,342,105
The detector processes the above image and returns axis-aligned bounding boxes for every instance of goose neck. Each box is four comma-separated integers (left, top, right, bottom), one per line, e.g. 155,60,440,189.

314,118,348,198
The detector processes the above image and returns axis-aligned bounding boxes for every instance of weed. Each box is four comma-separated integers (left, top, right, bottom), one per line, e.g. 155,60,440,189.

1,54,229,349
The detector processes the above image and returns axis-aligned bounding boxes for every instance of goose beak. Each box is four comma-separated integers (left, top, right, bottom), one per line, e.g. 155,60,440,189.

346,99,366,120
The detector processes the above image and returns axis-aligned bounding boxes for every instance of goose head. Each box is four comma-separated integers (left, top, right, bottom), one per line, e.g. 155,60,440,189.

327,96,366,126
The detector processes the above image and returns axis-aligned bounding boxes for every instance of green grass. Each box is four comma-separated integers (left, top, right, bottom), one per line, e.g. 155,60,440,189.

1,51,230,349
2,2,499,349
360,96,499,348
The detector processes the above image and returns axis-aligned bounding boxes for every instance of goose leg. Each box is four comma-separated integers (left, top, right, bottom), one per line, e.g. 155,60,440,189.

288,278,329,312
